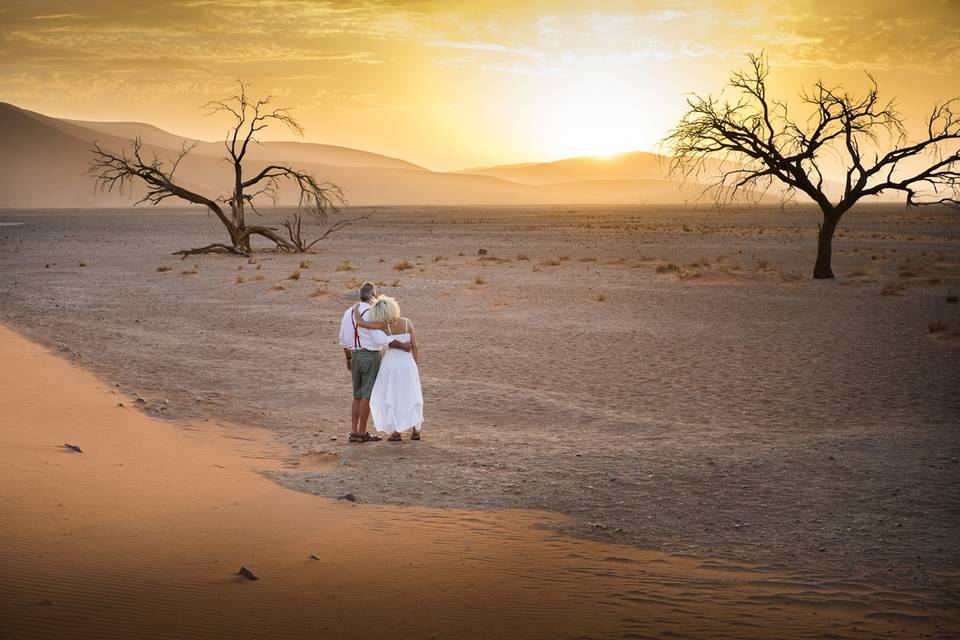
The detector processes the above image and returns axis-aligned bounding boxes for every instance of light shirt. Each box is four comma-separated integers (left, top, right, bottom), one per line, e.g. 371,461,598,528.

338,302,392,351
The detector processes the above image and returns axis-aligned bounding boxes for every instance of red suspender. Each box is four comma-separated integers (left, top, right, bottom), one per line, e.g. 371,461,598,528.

352,308,367,349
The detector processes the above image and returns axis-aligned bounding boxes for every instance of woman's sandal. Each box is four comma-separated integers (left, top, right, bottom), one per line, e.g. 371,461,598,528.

410,430,421,441
387,432,402,442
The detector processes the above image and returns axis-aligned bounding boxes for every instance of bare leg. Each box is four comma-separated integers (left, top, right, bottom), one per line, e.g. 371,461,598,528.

351,397,361,434
358,398,372,435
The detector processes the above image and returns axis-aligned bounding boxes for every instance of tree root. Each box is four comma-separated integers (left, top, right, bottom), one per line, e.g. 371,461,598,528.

173,243,249,258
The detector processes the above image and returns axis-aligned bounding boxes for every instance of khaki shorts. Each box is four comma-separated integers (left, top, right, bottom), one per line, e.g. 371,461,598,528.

351,350,381,399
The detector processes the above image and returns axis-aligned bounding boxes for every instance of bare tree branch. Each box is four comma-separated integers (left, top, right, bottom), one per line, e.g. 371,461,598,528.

663,53,960,278
89,81,352,255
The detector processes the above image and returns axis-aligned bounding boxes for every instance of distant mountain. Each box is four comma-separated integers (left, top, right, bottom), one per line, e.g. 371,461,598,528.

0,101,754,208
458,151,672,184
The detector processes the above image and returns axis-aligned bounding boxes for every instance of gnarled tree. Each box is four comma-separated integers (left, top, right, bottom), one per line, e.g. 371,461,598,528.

664,54,960,278
90,83,346,256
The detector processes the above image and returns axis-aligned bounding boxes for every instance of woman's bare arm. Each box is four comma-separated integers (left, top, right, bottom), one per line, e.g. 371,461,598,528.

352,304,388,330
408,319,419,364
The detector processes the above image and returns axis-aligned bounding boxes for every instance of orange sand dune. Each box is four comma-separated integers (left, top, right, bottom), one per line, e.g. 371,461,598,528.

0,324,953,639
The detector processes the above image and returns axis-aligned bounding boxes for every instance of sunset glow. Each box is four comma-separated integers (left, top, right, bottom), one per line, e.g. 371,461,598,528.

1,1,958,169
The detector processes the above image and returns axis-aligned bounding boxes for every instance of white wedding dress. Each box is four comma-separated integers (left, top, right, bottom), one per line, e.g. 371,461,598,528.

370,319,424,433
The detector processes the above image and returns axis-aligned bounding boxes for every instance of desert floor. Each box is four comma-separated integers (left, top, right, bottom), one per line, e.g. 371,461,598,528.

1,204,958,636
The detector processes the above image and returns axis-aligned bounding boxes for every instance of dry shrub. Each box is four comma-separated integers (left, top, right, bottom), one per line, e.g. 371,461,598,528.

182,268,199,275
299,260,312,269
541,258,562,267
247,257,258,265
309,287,328,298
433,256,447,262
532,265,541,272
288,270,301,280
946,292,959,304
237,264,244,271
929,320,948,333
755,259,771,271
391,279,400,287
335,260,354,272
655,263,680,274
249,275,265,282
270,283,287,292
457,252,465,257
594,293,608,302
236,274,245,284
256,263,262,270
579,256,597,263
394,260,414,271
516,254,530,261
780,270,804,282
156,266,172,272
559,255,570,262
78,261,87,267
473,275,486,285
880,283,905,296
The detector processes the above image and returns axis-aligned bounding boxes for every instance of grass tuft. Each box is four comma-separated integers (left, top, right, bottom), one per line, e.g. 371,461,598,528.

473,275,486,285
335,260,354,272
288,270,301,280
156,266,172,272
929,320,948,333
655,263,680,274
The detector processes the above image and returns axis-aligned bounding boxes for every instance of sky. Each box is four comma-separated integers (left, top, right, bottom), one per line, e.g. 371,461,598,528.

1,0,958,170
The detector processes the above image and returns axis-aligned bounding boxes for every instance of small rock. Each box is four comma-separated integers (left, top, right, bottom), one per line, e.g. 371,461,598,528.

135,396,146,405
329,436,338,441
308,554,320,561
238,566,258,581
63,443,82,453
117,402,124,407
477,248,488,255
337,493,357,502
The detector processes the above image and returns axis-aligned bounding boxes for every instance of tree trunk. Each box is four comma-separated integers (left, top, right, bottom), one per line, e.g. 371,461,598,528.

813,211,839,279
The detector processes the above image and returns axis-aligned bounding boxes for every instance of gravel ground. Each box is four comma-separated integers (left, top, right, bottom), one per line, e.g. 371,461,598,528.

1,204,958,615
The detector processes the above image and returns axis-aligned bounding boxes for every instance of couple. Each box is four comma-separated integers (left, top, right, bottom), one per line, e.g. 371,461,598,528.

338,282,423,443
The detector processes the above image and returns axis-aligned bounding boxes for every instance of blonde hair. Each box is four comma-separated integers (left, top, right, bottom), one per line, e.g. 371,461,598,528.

371,295,401,324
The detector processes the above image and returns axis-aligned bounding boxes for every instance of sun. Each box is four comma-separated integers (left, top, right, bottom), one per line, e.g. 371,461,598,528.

534,72,651,159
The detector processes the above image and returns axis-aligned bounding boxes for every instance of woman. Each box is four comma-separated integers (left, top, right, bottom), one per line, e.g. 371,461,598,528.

352,296,423,441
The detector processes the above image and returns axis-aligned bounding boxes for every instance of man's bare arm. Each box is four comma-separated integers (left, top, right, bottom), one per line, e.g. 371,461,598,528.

388,340,412,352
343,348,353,371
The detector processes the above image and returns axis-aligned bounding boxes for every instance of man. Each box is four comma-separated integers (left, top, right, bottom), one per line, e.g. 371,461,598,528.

338,282,411,443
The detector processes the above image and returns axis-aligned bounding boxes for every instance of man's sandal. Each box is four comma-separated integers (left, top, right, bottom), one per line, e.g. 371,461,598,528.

362,432,382,442
348,432,365,443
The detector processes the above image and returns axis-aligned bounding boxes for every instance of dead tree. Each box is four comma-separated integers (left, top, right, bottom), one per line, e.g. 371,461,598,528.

664,54,960,278
90,83,347,256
